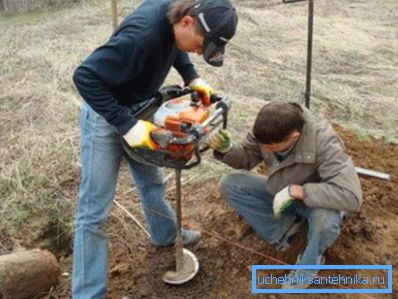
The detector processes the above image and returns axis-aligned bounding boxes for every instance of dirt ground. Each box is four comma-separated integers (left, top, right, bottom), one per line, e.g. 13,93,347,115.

46,126,397,299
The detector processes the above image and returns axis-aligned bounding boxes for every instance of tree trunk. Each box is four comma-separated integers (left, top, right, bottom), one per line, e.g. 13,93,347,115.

111,0,118,30
0,249,61,299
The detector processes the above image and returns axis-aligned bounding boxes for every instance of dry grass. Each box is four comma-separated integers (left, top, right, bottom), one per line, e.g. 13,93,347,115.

0,0,397,256
1,0,78,13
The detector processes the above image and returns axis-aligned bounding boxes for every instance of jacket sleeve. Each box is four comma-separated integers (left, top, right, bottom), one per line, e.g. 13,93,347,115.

73,32,147,135
173,50,199,85
303,123,363,212
215,132,264,170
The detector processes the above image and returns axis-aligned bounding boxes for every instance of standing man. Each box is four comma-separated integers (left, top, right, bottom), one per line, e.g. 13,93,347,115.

72,0,238,297
208,101,362,289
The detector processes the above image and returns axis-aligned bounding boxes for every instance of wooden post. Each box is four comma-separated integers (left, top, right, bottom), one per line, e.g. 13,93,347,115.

111,0,118,30
0,249,61,299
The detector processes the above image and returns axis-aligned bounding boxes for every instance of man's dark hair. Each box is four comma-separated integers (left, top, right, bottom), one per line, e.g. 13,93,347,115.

253,101,305,144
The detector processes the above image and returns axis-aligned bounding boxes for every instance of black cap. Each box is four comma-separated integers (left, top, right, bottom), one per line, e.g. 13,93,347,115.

193,0,238,67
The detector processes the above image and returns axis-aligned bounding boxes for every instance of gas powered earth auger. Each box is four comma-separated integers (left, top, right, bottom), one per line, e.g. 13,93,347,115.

122,85,231,284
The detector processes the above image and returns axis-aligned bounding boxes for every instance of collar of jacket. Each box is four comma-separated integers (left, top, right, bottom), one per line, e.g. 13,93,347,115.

161,1,176,43
291,107,317,164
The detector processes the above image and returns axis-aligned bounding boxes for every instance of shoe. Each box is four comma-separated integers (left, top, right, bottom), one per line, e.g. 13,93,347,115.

275,216,304,252
281,254,326,289
180,229,201,246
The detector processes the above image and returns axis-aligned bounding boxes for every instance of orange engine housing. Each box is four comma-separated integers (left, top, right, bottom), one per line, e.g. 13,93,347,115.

163,106,209,160
164,106,209,132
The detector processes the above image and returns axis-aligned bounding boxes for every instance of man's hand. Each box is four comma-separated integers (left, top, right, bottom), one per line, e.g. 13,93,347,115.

273,185,295,219
123,120,158,150
207,129,232,154
189,78,214,106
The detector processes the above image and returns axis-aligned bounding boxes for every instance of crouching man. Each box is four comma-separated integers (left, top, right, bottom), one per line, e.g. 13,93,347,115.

208,101,362,289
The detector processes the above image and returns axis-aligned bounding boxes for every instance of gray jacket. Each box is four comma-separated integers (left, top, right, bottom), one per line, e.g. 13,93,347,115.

217,106,363,212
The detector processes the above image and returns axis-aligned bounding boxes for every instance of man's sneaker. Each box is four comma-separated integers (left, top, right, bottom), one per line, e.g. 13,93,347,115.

281,254,326,289
180,229,201,246
275,216,304,252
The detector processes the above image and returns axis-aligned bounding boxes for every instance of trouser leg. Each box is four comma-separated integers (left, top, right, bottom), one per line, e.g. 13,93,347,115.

126,155,176,246
296,207,344,265
72,103,123,299
219,172,296,244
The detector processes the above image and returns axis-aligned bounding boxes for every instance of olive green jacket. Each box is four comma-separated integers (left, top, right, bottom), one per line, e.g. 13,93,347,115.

216,106,363,212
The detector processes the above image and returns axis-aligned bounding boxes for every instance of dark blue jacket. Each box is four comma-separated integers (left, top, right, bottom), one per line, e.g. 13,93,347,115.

73,0,199,135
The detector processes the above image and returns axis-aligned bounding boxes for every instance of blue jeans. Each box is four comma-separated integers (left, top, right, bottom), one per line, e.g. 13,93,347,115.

72,102,177,299
219,172,344,265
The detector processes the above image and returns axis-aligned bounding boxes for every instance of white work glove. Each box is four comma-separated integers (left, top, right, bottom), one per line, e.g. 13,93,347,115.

207,129,232,154
189,77,214,106
273,185,294,219
123,120,158,150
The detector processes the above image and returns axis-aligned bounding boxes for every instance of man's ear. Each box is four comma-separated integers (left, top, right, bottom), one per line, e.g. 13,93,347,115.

291,131,301,141
179,15,195,28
